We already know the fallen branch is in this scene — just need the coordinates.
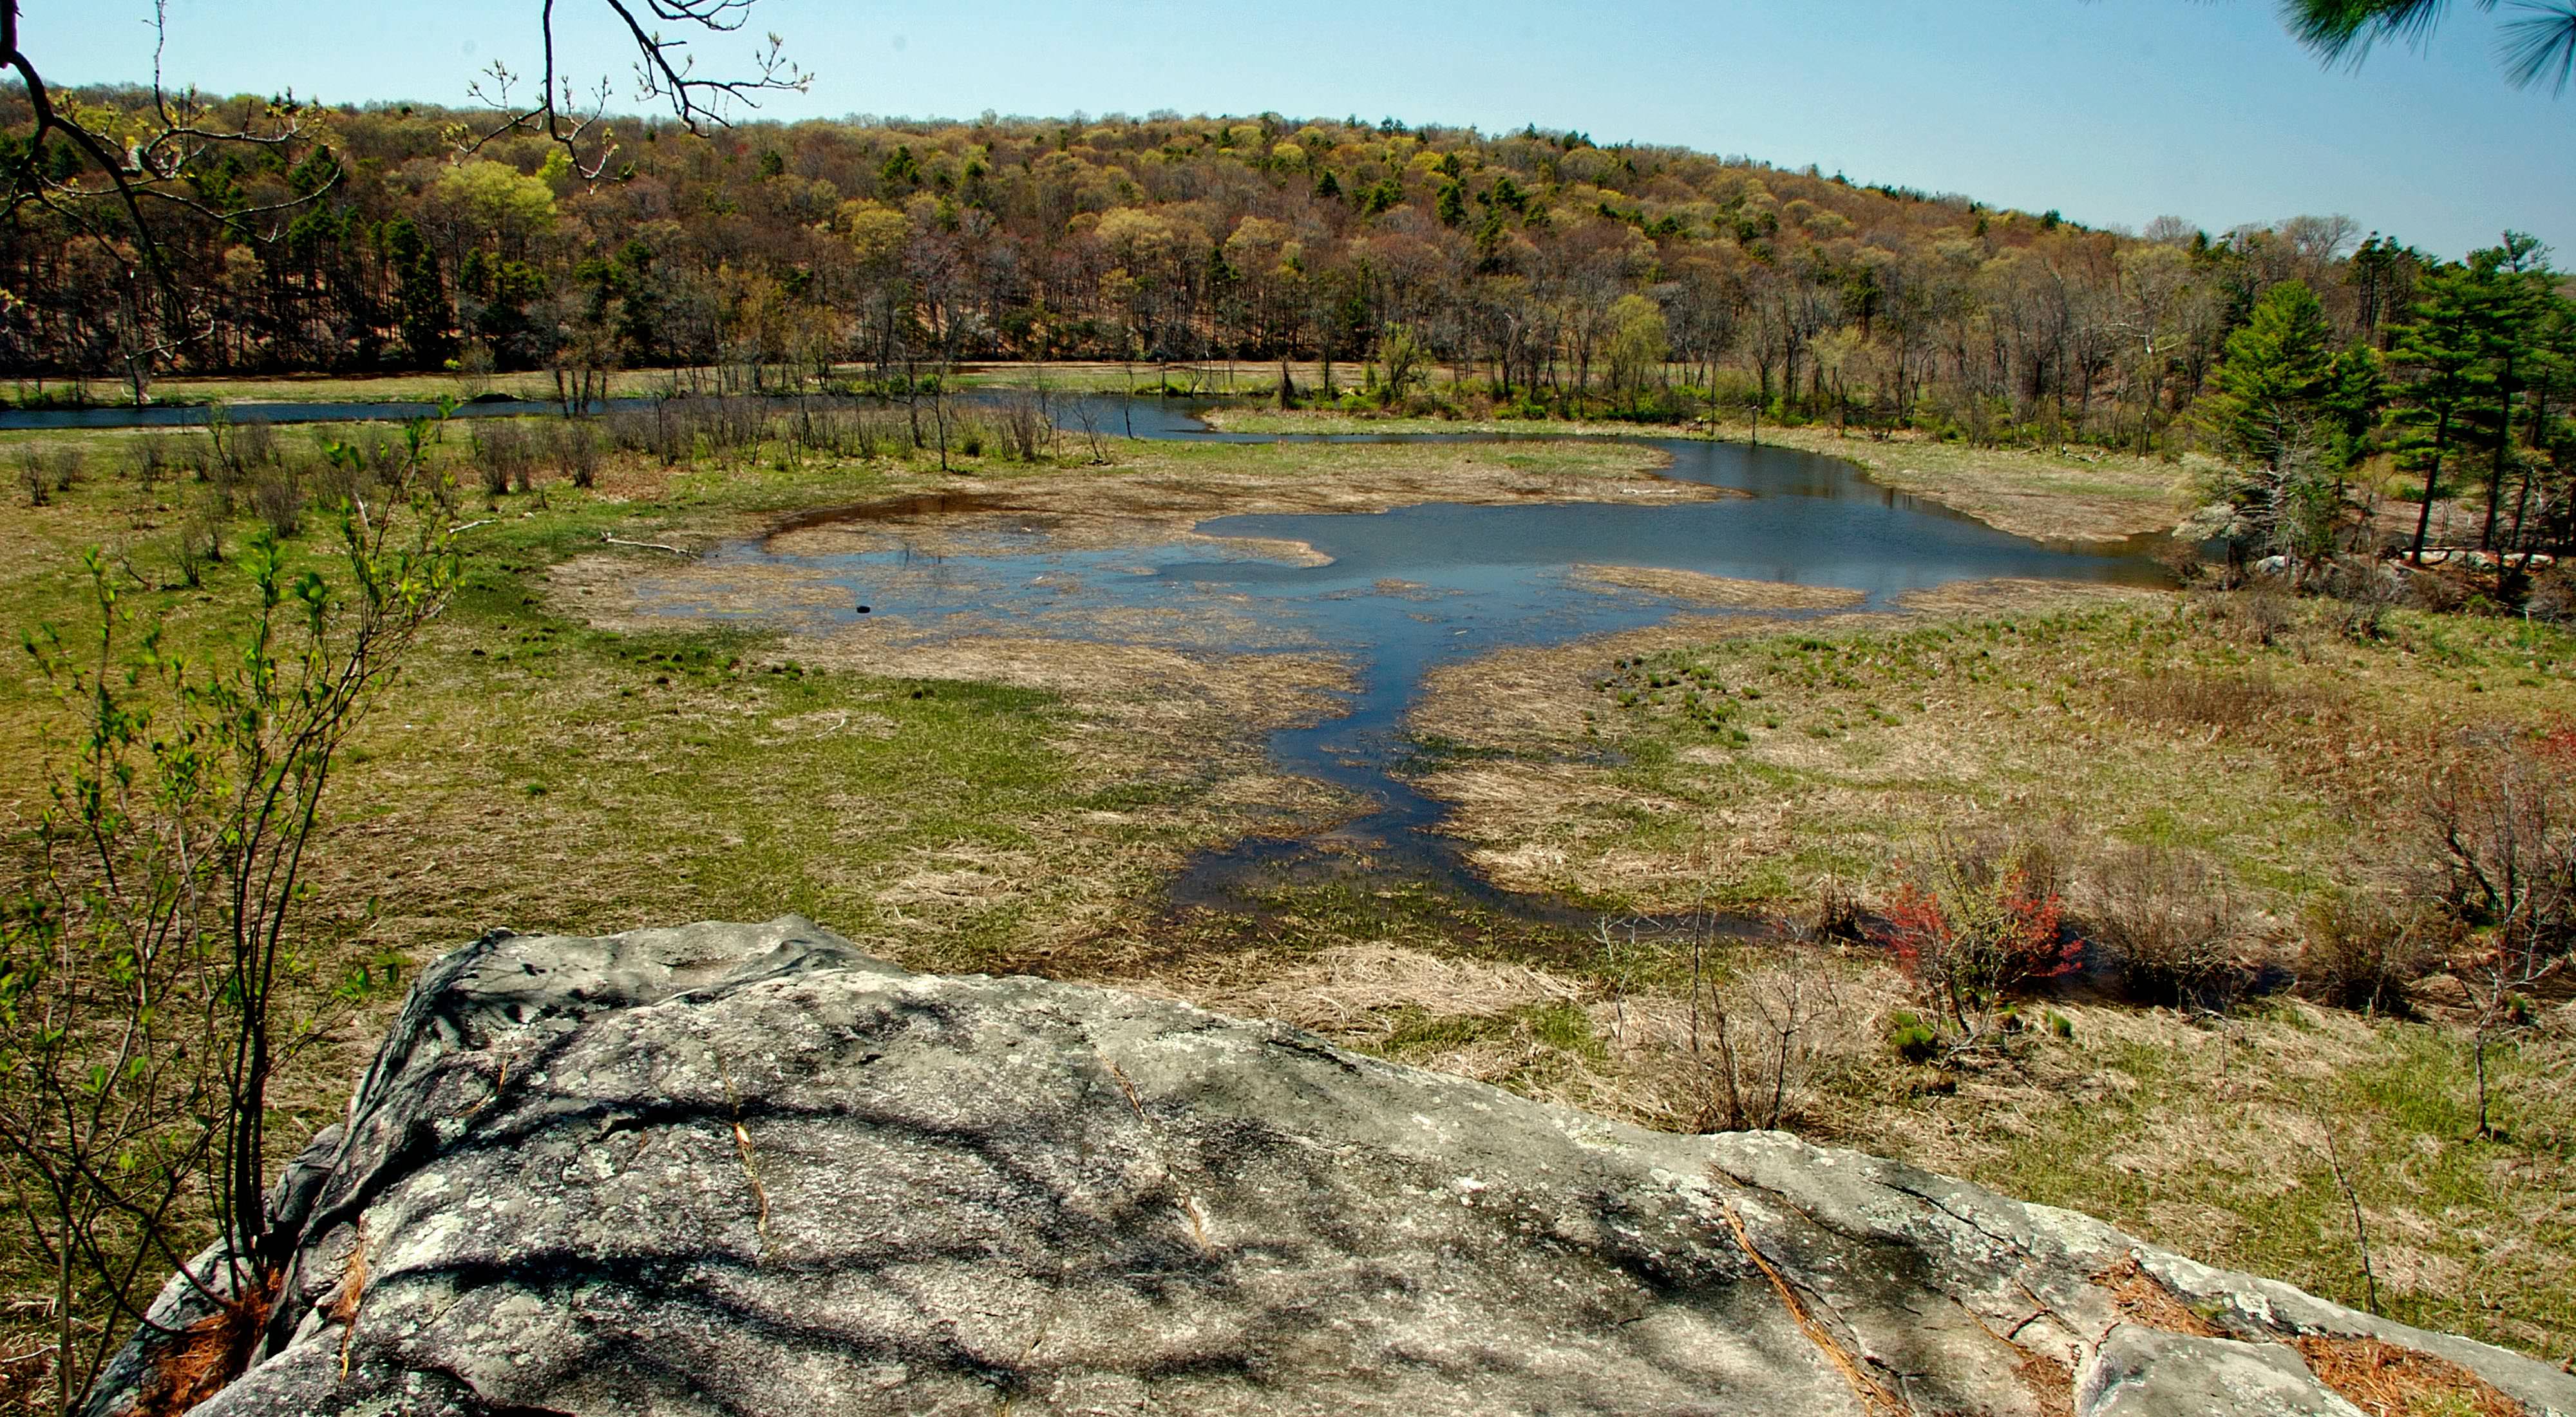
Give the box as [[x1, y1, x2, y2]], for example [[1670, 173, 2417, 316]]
[[602, 533, 696, 558], [716, 1056, 771, 1264], [1719, 1201, 1908, 1416], [446, 518, 496, 535], [2322, 1128, 2380, 1317]]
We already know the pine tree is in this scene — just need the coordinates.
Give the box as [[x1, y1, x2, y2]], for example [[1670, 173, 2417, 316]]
[[2201, 280, 2336, 471], [2472, 234, 2553, 549], [382, 217, 452, 366], [2195, 282, 2361, 567], [2383, 262, 2499, 562]]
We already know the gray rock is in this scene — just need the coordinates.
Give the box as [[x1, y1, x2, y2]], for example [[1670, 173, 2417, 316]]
[[102, 918, 2576, 1416], [2079, 1327, 2367, 1416]]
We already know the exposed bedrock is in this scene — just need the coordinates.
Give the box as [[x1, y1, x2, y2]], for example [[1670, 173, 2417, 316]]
[[95, 918, 2576, 1416]]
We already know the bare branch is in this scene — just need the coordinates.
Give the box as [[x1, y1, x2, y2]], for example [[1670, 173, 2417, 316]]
[[453, 0, 809, 180]]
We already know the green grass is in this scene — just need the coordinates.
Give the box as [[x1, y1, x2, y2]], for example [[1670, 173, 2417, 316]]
[[1484, 598, 2575, 917], [6, 414, 2571, 1374], [1961, 1016, 2574, 1355]]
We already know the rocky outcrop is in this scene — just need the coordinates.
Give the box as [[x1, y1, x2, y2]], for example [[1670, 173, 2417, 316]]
[[99, 918, 2576, 1416]]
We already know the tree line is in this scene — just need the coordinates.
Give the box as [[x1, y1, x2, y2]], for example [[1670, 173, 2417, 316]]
[[2196, 232, 2571, 566], [1, 97, 2567, 524]]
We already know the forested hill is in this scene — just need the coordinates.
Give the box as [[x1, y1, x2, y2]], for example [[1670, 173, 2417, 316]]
[[0, 93, 2459, 446]]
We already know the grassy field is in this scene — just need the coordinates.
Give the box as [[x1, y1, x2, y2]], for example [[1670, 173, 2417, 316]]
[[1410, 584, 2573, 909], [2, 420, 1683, 974], [0, 410, 2568, 1384], [1390, 580, 2576, 1360]]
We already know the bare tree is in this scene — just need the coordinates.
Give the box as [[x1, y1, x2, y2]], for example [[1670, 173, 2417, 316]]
[[460, 1, 809, 177], [0, 1, 330, 395], [2423, 733, 2575, 1136], [0, 0, 809, 390]]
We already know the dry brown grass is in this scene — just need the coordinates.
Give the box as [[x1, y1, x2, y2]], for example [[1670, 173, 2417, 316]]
[[2089, 1255, 2523, 1414], [1888, 578, 2168, 616], [1407, 579, 2571, 914], [129, 1272, 278, 1417], [1566, 564, 1868, 611], [2116, 667, 2293, 732], [2094, 1255, 2226, 1337]]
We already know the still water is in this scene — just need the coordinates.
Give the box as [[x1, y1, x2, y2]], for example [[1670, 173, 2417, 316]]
[[13, 390, 2163, 904], [687, 397, 2168, 908]]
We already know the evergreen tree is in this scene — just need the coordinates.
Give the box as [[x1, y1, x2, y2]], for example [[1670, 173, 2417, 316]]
[[2201, 280, 2336, 471], [2505, 299, 2576, 556], [2195, 282, 2363, 569], [1435, 182, 1467, 227], [2472, 234, 2553, 549], [2384, 262, 2499, 562], [382, 217, 452, 366], [2323, 343, 2386, 467]]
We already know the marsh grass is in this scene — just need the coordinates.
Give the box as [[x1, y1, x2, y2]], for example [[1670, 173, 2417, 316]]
[[3, 419, 2570, 1385], [1417, 592, 2573, 914]]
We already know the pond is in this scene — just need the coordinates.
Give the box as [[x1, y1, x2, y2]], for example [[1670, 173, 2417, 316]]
[[19, 390, 2166, 908], [679, 397, 2171, 911]]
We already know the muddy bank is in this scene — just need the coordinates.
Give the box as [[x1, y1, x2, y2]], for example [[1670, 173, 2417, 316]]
[[1566, 564, 1868, 610], [753, 438, 1721, 564]]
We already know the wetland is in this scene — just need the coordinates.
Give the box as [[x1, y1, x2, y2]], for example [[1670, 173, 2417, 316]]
[[3, 395, 2571, 1367]]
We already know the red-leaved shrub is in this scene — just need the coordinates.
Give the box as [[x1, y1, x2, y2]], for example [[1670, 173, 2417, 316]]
[[1875, 837, 2075, 1045]]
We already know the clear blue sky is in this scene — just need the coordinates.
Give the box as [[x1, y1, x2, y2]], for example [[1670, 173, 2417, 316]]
[[28, 0, 2571, 260]]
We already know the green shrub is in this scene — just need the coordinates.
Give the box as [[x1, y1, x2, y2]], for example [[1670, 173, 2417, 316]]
[[1887, 1009, 1941, 1062]]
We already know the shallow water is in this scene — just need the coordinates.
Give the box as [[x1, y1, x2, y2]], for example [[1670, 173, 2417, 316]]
[[679, 397, 2170, 908], [17, 389, 2166, 906]]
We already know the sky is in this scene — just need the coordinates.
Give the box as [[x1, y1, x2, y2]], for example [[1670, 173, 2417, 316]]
[[26, 0, 2572, 261]]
